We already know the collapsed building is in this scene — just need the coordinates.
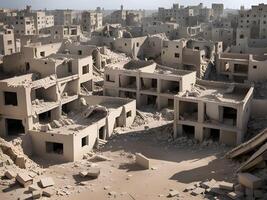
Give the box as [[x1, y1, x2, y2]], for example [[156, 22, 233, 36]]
[[103, 59, 196, 109], [0, 41, 136, 162], [161, 38, 222, 78], [174, 80, 253, 145]]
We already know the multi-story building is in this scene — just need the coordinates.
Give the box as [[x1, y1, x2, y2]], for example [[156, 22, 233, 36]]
[[81, 11, 102, 33], [142, 21, 179, 39], [53, 10, 75, 26], [158, 3, 211, 26], [174, 79, 253, 145], [29, 11, 54, 33], [216, 52, 267, 83], [212, 4, 224, 19], [40, 25, 82, 40], [0, 41, 136, 162], [0, 25, 15, 55], [104, 59, 196, 109], [238, 4, 267, 40], [10, 14, 36, 35], [161, 38, 223, 78], [107, 5, 144, 26]]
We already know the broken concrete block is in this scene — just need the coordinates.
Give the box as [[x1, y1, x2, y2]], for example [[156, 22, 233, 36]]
[[79, 171, 88, 178], [183, 184, 196, 192], [43, 187, 55, 197], [238, 173, 262, 189], [191, 187, 205, 196], [4, 170, 16, 179], [40, 177, 55, 188], [16, 173, 33, 187], [32, 190, 42, 199], [168, 189, 179, 197], [28, 184, 40, 192], [53, 120, 61, 128], [219, 181, 234, 191], [135, 153, 150, 169], [15, 156, 26, 169], [200, 179, 217, 189], [227, 191, 243, 199], [87, 167, 100, 178]]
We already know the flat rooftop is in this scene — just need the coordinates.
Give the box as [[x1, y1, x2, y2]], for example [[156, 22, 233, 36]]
[[177, 80, 252, 104], [106, 60, 194, 76]]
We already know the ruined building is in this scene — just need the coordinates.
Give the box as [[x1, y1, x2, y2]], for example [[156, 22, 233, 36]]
[[0, 41, 136, 162], [81, 11, 103, 33], [103, 59, 196, 109], [174, 80, 254, 145]]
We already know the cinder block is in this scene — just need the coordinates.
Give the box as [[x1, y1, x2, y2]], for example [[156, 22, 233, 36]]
[[135, 153, 150, 169], [238, 173, 262, 189]]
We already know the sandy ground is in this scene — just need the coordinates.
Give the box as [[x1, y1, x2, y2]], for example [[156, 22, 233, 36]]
[[0, 118, 239, 200]]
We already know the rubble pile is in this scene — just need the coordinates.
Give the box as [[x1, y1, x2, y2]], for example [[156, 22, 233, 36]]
[[0, 137, 39, 170], [132, 108, 174, 128], [183, 179, 238, 199], [103, 48, 130, 65], [226, 129, 267, 199]]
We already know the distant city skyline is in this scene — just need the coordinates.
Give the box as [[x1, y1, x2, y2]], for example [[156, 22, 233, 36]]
[[0, 0, 265, 10]]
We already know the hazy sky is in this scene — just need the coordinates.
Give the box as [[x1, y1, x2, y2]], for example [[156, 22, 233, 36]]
[[0, 0, 265, 10]]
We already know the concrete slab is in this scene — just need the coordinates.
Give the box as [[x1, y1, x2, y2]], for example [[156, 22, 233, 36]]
[[218, 181, 234, 191], [16, 173, 33, 187], [135, 153, 150, 169], [87, 167, 100, 178], [43, 187, 55, 197], [40, 177, 55, 188], [238, 173, 262, 189], [4, 170, 16, 179]]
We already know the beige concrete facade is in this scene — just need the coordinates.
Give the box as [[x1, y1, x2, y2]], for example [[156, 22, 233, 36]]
[[81, 11, 103, 33], [161, 38, 223, 78], [40, 25, 82, 41], [216, 52, 267, 83], [52, 10, 75, 26], [0, 41, 136, 162], [174, 80, 253, 146], [106, 6, 144, 26], [104, 60, 196, 109], [0, 25, 15, 55]]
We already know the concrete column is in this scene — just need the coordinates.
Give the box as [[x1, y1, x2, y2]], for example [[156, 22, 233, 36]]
[[236, 130, 242, 145], [198, 101, 204, 123], [194, 124, 204, 142]]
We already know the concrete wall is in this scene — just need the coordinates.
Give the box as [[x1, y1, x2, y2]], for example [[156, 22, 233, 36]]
[[251, 98, 267, 118]]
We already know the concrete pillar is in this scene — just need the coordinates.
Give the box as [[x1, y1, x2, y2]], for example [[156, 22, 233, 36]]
[[198, 101, 204, 123], [194, 124, 204, 142]]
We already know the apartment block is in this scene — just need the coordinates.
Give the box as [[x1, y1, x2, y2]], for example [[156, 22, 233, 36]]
[[81, 11, 103, 33], [104, 60, 196, 109], [52, 10, 75, 26], [216, 52, 267, 83], [212, 4, 224, 19], [0, 25, 15, 55], [174, 80, 253, 145], [142, 21, 179, 39], [106, 5, 144, 26], [40, 25, 82, 40]]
